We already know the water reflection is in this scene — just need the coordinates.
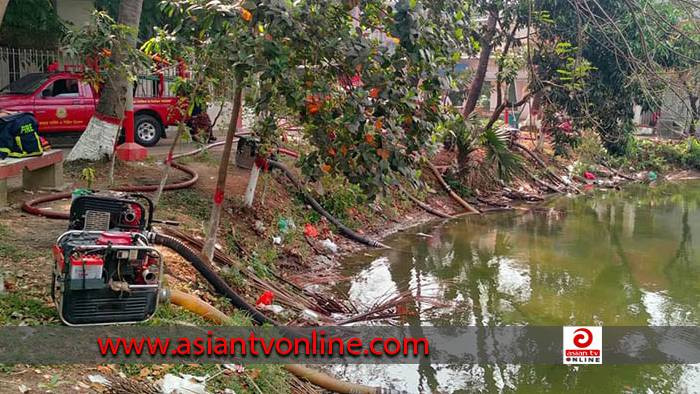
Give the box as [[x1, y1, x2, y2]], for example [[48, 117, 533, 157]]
[[334, 181, 700, 392]]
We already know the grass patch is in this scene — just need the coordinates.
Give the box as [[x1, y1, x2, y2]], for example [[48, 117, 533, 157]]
[[291, 176, 369, 228], [0, 293, 56, 325], [247, 249, 276, 279], [161, 189, 210, 221], [148, 298, 252, 327], [147, 303, 212, 326], [0, 224, 43, 261], [221, 266, 247, 290], [135, 300, 289, 393], [176, 148, 221, 167]]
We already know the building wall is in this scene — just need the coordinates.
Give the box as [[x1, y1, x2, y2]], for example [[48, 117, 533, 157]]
[[55, 0, 94, 27], [0, 0, 9, 26], [463, 57, 530, 121]]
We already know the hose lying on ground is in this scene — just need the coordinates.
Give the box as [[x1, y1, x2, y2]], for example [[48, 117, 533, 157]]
[[283, 364, 378, 394], [164, 287, 232, 324], [397, 185, 454, 219], [267, 159, 390, 249], [20, 145, 383, 392], [153, 232, 278, 326], [22, 162, 199, 220], [172, 141, 226, 161], [162, 287, 380, 394]]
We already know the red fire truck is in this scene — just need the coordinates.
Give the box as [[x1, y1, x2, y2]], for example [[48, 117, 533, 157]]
[[0, 71, 184, 146]]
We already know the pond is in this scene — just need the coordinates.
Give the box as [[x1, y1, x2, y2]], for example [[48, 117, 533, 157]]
[[332, 180, 700, 393]]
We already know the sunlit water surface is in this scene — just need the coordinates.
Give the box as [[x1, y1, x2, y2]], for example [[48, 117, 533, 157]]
[[332, 181, 700, 393]]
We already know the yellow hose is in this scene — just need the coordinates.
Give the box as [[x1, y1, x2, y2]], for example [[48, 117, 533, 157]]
[[283, 364, 377, 394], [167, 288, 231, 324], [164, 288, 379, 394]]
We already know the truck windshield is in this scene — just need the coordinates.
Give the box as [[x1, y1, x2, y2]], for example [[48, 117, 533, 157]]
[[0, 73, 49, 94]]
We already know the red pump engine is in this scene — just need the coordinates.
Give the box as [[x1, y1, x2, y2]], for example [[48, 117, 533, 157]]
[[52, 192, 162, 325]]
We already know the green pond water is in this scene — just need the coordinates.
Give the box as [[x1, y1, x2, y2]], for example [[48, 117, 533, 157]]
[[333, 180, 700, 393]]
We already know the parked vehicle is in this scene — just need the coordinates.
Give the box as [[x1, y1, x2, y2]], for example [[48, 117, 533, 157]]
[[0, 71, 185, 146]]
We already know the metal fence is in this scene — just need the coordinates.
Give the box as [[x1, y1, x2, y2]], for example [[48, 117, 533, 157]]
[[0, 47, 61, 88], [0, 46, 178, 97], [134, 67, 179, 98]]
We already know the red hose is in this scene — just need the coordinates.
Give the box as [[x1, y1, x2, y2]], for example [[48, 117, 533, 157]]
[[22, 162, 199, 220], [22, 139, 299, 220], [277, 147, 299, 158]]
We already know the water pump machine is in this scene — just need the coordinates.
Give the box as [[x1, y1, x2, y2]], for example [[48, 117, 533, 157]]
[[51, 192, 163, 325]]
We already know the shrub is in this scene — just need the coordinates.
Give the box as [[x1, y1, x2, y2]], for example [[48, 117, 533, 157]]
[[684, 138, 700, 169], [574, 131, 608, 166], [620, 137, 699, 172], [317, 176, 367, 222]]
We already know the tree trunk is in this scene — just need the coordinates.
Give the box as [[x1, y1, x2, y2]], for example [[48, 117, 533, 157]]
[[201, 77, 244, 263], [689, 94, 698, 137], [244, 164, 261, 207], [66, 0, 144, 162], [461, 11, 497, 119], [426, 160, 480, 214]]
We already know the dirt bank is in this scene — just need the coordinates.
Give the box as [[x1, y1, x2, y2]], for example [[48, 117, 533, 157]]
[[0, 135, 667, 392]]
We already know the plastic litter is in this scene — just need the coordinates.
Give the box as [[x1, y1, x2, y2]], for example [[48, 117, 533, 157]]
[[304, 284, 322, 293], [162, 373, 208, 394], [88, 375, 110, 385], [583, 171, 596, 180], [304, 223, 319, 238], [278, 218, 296, 233], [301, 308, 319, 322], [648, 171, 658, 182], [320, 239, 338, 254], [256, 290, 274, 306], [71, 188, 92, 201], [278, 218, 289, 233], [272, 236, 282, 245], [259, 304, 285, 314], [223, 364, 245, 373]]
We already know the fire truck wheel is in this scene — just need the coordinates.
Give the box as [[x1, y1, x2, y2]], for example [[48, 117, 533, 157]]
[[134, 114, 163, 147]]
